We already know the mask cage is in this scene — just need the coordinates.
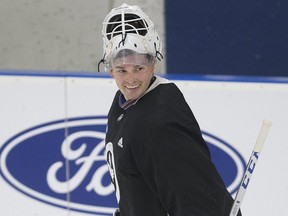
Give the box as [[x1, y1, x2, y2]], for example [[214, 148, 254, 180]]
[[105, 14, 149, 40]]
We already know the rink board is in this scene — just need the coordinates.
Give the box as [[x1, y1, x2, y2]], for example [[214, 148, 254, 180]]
[[0, 71, 287, 215]]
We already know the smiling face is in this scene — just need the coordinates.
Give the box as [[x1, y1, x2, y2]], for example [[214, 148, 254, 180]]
[[110, 49, 155, 100], [110, 63, 155, 101]]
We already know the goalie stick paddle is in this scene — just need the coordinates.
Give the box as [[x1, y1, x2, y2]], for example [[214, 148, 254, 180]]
[[229, 119, 272, 216]]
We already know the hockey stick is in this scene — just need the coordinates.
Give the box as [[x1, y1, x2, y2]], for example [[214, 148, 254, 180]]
[[229, 119, 272, 216]]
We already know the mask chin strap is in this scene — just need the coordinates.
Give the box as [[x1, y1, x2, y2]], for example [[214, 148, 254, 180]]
[[154, 43, 163, 61], [97, 53, 106, 72], [155, 50, 163, 61]]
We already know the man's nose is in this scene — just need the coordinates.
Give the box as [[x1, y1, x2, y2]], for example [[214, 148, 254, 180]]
[[125, 71, 137, 82]]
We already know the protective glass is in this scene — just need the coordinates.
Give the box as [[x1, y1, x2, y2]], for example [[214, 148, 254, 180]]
[[110, 49, 155, 69]]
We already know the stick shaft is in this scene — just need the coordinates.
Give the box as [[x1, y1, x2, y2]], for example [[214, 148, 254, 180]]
[[229, 120, 272, 216]]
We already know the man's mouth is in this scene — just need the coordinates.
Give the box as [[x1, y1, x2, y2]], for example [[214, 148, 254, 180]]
[[125, 84, 140, 89]]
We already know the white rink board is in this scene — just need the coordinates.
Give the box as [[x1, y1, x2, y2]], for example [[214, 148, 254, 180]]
[[0, 73, 287, 216]]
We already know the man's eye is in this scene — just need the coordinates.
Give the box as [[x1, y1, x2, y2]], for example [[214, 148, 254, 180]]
[[136, 67, 144, 71], [117, 70, 126, 73]]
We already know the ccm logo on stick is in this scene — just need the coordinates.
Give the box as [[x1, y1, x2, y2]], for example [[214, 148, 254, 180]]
[[242, 152, 259, 189]]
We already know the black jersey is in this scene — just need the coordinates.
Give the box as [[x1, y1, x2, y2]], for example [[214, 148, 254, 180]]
[[105, 76, 240, 216]]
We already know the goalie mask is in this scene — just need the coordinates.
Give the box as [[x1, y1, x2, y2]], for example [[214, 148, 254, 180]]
[[99, 3, 163, 71]]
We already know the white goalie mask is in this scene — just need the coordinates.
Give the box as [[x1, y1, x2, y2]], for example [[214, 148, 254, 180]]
[[99, 3, 163, 71]]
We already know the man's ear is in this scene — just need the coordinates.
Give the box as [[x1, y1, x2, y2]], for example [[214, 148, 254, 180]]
[[109, 69, 114, 78]]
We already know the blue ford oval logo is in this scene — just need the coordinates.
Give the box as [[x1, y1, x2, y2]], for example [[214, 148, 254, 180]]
[[0, 116, 117, 215], [202, 131, 246, 195], [0, 116, 245, 214]]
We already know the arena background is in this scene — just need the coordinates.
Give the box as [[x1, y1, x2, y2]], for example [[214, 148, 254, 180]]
[[1, 0, 288, 215]]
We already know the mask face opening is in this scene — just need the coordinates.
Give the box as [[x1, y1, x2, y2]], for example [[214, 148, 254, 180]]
[[110, 49, 155, 69]]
